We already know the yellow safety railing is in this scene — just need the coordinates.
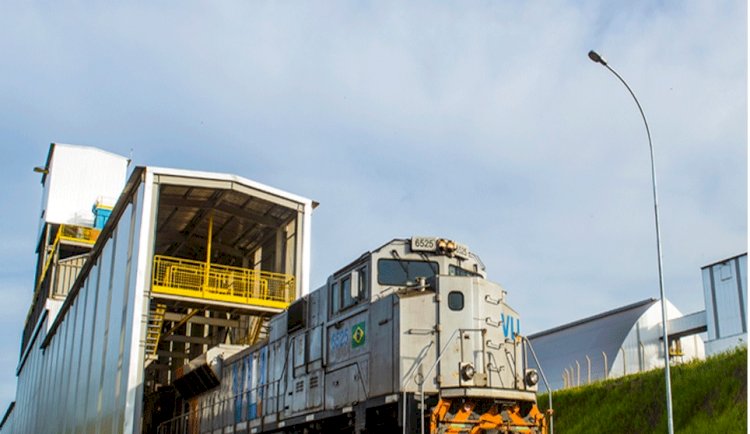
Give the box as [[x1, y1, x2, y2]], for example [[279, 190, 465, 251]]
[[34, 224, 98, 295], [59, 224, 101, 245], [152, 255, 295, 309]]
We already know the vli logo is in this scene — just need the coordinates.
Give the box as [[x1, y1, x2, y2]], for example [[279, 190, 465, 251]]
[[501, 313, 520, 339]]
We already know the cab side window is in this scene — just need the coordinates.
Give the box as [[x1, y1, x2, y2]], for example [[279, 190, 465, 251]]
[[330, 266, 368, 316], [341, 276, 353, 309], [331, 281, 340, 315]]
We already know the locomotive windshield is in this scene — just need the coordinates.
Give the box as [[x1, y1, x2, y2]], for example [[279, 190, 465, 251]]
[[377, 259, 438, 285], [448, 264, 481, 277]]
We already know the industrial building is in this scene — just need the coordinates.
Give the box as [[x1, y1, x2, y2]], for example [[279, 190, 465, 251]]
[[701, 253, 747, 354], [1, 143, 315, 433], [1, 144, 553, 434], [529, 253, 747, 390], [0, 142, 745, 432]]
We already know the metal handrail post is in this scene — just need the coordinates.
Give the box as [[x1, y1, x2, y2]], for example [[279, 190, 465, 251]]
[[401, 341, 436, 434], [523, 336, 554, 434], [204, 212, 213, 290], [417, 328, 465, 434]]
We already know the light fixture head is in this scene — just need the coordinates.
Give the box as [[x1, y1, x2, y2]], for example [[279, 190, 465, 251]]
[[33, 166, 48, 174], [588, 50, 607, 66]]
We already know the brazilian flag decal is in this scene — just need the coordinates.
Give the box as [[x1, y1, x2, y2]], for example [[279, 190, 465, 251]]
[[351, 322, 366, 348]]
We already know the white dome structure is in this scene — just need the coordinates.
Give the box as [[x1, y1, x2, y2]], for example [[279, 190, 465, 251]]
[[528, 298, 705, 390]]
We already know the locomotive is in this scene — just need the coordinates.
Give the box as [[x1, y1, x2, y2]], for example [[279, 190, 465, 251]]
[[159, 237, 549, 434]]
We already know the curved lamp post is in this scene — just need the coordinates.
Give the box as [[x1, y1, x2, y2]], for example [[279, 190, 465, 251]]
[[588, 50, 674, 434]]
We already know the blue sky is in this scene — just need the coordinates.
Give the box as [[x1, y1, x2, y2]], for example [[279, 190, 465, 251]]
[[0, 1, 746, 410]]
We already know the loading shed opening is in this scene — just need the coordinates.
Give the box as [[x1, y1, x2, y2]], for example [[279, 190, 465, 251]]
[[142, 170, 314, 420]]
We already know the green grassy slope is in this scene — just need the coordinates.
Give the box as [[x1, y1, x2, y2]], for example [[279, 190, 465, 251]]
[[538, 346, 747, 434]]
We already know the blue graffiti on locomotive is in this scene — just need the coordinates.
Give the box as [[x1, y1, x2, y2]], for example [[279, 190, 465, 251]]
[[330, 329, 349, 350]]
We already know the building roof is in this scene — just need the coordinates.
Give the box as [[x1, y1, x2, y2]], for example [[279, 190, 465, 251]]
[[700, 252, 747, 270], [529, 298, 657, 339], [528, 298, 660, 388]]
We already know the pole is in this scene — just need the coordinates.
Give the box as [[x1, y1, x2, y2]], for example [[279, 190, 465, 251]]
[[204, 212, 213, 289], [588, 50, 674, 434]]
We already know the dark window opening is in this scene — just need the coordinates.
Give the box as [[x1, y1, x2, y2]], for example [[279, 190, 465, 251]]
[[287, 298, 307, 332], [449, 265, 481, 277], [331, 281, 339, 315], [331, 266, 368, 315], [341, 276, 353, 309], [378, 259, 438, 286], [448, 291, 464, 311]]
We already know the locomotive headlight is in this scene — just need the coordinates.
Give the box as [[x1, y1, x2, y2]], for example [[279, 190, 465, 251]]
[[437, 239, 448, 250], [436, 238, 458, 256], [461, 363, 476, 381], [525, 369, 539, 387]]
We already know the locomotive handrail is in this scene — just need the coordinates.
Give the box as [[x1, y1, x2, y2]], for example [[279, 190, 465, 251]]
[[407, 328, 485, 434], [505, 343, 518, 383], [401, 340, 436, 434], [522, 335, 554, 434], [484, 352, 506, 388], [399, 328, 460, 434], [420, 328, 486, 434], [400, 341, 435, 388]]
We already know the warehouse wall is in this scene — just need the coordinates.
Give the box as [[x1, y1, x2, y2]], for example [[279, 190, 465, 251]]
[[702, 254, 748, 355], [12, 172, 153, 434]]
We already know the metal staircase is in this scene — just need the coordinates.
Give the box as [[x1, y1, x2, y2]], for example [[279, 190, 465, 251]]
[[247, 315, 270, 345], [145, 303, 167, 365]]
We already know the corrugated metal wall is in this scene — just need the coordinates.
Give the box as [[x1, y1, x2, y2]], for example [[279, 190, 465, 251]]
[[11, 176, 152, 434], [702, 254, 747, 356], [702, 254, 747, 341]]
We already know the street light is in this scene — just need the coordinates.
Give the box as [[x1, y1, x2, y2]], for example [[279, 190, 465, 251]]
[[588, 50, 674, 434]]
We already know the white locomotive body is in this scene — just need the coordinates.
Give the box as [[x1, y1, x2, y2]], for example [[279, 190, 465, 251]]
[[162, 237, 547, 434]]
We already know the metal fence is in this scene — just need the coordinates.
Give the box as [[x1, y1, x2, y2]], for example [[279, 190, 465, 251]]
[[51, 254, 87, 299], [561, 351, 610, 389], [152, 255, 295, 308], [561, 344, 653, 389]]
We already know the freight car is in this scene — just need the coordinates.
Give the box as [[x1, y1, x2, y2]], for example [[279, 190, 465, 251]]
[[158, 237, 549, 434]]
